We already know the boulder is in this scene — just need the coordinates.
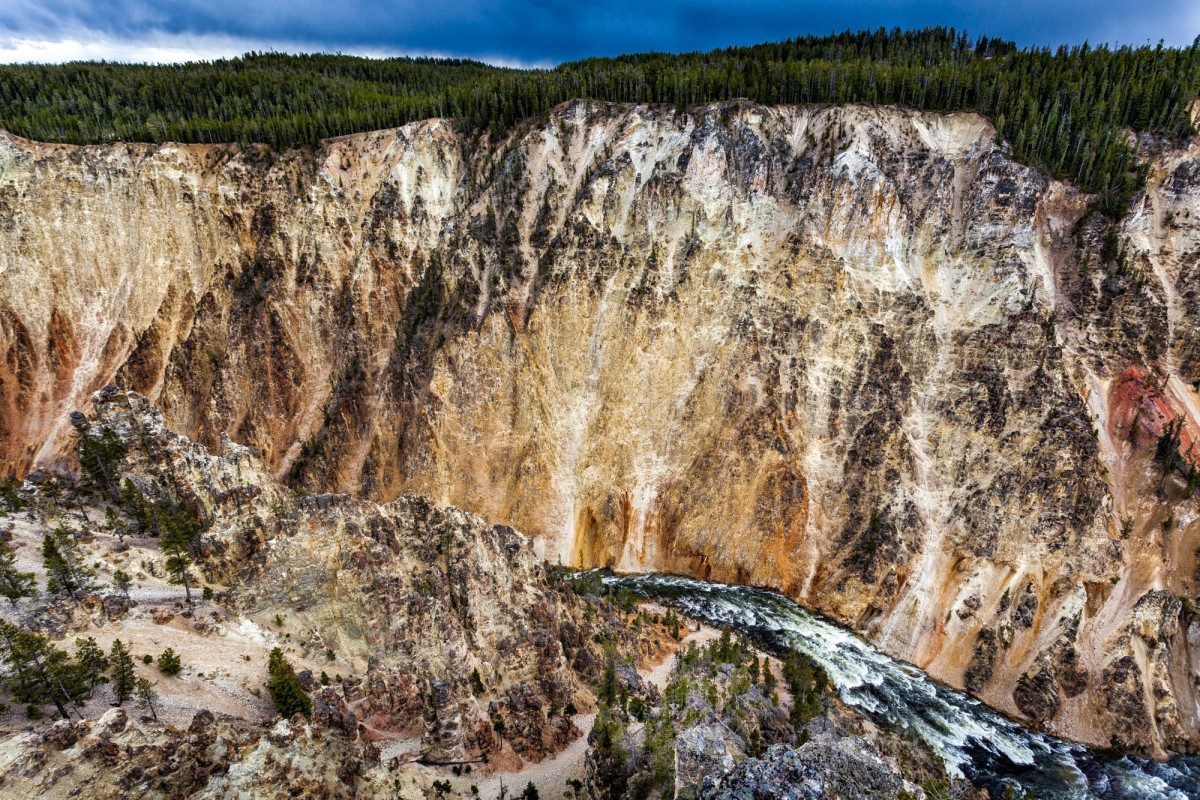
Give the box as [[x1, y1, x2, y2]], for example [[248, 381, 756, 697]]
[[699, 738, 905, 800], [43, 719, 81, 750], [793, 738, 903, 800], [102, 594, 130, 620], [189, 710, 214, 732], [675, 723, 748, 799], [95, 707, 128, 738], [313, 687, 359, 739], [698, 744, 826, 800]]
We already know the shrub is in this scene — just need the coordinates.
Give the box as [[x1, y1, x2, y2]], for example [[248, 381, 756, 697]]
[[627, 695, 649, 721], [157, 647, 182, 676]]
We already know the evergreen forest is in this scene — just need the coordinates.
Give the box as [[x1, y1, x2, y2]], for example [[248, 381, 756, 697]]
[[2, 28, 1199, 214]]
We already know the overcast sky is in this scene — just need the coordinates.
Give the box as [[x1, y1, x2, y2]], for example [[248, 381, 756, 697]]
[[1, 0, 1197, 66]]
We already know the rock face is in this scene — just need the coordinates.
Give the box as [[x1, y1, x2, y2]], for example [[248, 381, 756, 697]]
[[3, 101, 1200, 753]]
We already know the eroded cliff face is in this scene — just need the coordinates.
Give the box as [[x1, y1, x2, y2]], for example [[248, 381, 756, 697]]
[[2, 102, 1199, 754]]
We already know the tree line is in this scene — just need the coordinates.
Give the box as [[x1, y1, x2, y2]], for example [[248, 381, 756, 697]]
[[1, 28, 1199, 214]]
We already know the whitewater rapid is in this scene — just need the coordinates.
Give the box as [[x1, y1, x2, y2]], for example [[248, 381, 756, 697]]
[[597, 572, 1200, 800]]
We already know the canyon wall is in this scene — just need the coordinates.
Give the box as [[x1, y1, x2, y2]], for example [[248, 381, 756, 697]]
[[1, 102, 1199, 754]]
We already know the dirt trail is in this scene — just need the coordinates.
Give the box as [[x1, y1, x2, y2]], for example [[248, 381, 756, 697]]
[[644, 624, 722, 691]]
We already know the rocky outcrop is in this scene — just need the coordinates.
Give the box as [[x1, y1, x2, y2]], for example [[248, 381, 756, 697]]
[[234, 491, 590, 761], [1013, 663, 1062, 724], [587, 627, 968, 800], [312, 687, 359, 740], [72, 386, 286, 579], [696, 737, 979, 800], [675, 723, 748, 798], [696, 745, 828, 800], [4, 101, 1200, 753], [0, 710, 383, 800]]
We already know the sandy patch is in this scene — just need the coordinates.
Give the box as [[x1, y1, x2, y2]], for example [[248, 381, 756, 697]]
[[0, 510, 357, 732]]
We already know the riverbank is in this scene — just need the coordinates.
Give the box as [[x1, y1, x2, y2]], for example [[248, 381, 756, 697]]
[[602, 572, 1200, 800]]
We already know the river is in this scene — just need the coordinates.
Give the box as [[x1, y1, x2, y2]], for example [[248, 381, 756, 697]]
[[597, 571, 1200, 800]]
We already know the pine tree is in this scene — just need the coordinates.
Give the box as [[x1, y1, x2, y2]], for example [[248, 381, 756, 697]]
[[59, 472, 91, 527], [111, 569, 133, 601], [0, 477, 23, 512], [104, 506, 127, 541], [40, 474, 63, 515], [0, 620, 87, 719], [41, 534, 70, 588], [764, 663, 778, 697], [159, 502, 201, 604], [0, 537, 36, 605], [74, 637, 109, 694], [664, 609, 681, 640], [163, 548, 196, 604], [267, 647, 311, 718], [109, 638, 136, 705], [135, 676, 159, 721], [598, 648, 618, 707], [78, 428, 125, 500], [157, 647, 182, 676], [41, 526, 94, 596], [120, 480, 150, 534]]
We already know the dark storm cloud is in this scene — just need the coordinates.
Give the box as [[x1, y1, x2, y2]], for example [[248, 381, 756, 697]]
[[0, 0, 1197, 64]]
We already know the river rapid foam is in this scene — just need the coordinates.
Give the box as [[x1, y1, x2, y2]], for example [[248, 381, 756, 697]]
[[597, 572, 1200, 800]]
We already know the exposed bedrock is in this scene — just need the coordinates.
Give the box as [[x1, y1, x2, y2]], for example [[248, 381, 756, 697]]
[[2, 101, 1199, 753]]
